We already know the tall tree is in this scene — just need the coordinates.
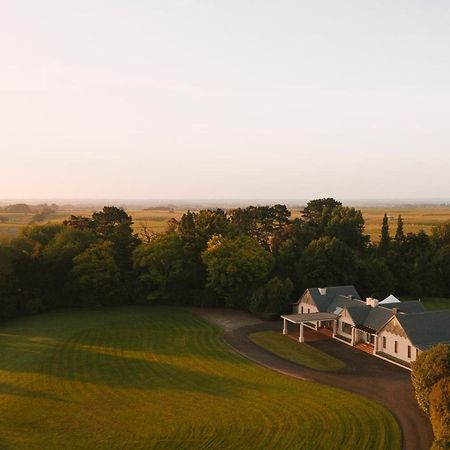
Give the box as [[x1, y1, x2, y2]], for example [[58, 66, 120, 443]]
[[91, 206, 139, 272], [395, 215, 405, 243], [379, 213, 390, 253]]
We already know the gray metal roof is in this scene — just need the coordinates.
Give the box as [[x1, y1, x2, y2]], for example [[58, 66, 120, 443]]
[[382, 301, 425, 314], [326, 295, 365, 314], [346, 305, 371, 325], [281, 312, 338, 324], [305, 286, 361, 312], [363, 306, 394, 331], [396, 311, 450, 350]]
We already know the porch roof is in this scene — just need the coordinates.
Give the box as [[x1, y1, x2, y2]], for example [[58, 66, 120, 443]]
[[281, 312, 338, 324]]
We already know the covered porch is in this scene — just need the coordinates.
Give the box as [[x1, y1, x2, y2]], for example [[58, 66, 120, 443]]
[[281, 313, 338, 343]]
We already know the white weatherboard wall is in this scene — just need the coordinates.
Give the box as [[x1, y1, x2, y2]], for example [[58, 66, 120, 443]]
[[377, 330, 418, 363], [337, 309, 354, 339], [377, 316, 419, 364]]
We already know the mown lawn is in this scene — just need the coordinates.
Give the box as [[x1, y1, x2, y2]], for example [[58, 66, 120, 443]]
[[0, 307, 401, 449], [249, 331, 345, 372]]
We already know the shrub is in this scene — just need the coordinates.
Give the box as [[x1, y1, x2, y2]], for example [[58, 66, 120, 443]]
[[411, 344, 450, 414], [429, 377, 450, 448]]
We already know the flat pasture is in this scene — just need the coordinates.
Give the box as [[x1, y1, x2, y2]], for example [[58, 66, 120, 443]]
[[0, 307, 400, 449], [359, 207, 450, 241]]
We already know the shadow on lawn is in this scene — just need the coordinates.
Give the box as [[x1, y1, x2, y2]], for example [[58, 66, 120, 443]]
[[0, 382, 66, 403], [0, 339, 263, 399]]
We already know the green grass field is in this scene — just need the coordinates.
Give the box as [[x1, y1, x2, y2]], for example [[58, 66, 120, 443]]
[[0, 307, 400, 449], [249, 331, 345, 372]]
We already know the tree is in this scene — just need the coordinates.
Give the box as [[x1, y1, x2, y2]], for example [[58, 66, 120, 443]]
[[325, 206, 369, 251], [302, 198, 342, 228], [430, 244, 450, 297], [201, 235, 273, 308], [379, 213, 390, 254], [395, 215, 405, 243], [42, 228, 97, 307], [358, 257, 396, 299], [133, 233, 188, 302], [432, 221, 450, 246], [250, 277, 293, 319], [429, 377, 450, 448], [411, 343, 450, 414], [91, 206, 139, 271], [228, 205, 290, 248], [297, 237, 357, 291], [72, 241, 121, 306]]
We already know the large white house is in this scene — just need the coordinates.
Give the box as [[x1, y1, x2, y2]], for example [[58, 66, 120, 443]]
[[281, 286, 450, 369]]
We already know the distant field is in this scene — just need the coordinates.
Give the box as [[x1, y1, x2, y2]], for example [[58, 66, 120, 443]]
[[1, 206, 450, 242], [0, 209, 186, 238], [0, 307, 400, 449], [359, 207, 450, 242]]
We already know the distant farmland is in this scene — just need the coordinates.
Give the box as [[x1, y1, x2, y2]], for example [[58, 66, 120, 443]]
[[1, 206, 450, 242]]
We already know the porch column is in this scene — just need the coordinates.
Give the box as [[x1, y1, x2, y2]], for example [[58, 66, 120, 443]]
[[299, 323, 304, 343], [332, 320, 337, 337], [283, 318, 288, 335], [374, 335, 378, 354], [351, 327, 356, 346], [316, 321, 320, 330]]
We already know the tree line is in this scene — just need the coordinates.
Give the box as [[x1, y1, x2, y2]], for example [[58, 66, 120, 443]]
[[1, 199, 450, 321]]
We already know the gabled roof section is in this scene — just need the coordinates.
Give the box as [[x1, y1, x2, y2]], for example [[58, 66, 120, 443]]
[[382, 301, 425, 314], [346, 305, 371, 325], [363, 306, 394, 332], [305, 286, 361, 312], [395, 310, 450, 350]]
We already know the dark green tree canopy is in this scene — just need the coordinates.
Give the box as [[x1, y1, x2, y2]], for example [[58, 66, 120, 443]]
[[302, 198, 342, 228], [325, 206, 369, 251], [201, 235, 273, 307], [297, 236, 357, 290], [228, 204, 291, 248]]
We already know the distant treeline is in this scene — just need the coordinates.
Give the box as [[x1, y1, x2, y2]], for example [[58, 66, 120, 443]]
[[0, 198, 449, 322], [0, 203, 59, 214]]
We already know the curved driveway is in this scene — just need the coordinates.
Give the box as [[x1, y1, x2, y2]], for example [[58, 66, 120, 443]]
[[191, 308, 433, 450]]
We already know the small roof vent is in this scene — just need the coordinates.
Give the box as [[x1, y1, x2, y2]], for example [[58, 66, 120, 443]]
[[318, 287, 327, 295]]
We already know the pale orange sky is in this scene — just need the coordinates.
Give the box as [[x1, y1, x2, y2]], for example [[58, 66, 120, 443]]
[[1, 1, 450, 199]]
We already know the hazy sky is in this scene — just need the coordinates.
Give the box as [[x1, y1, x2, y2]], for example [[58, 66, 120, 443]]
[[1, 1, 450, 200]]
